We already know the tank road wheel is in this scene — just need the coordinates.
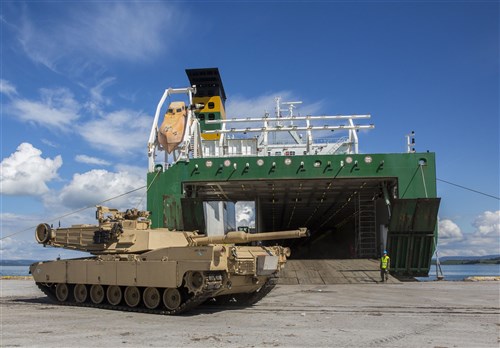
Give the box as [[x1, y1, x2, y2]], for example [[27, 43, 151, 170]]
[[55, 283, 69, 302], [106, 285, 122, 306], [90, 284, 105, 304], [124, 286, 141, 307], [163, 288, 182, 311], [184, 271, 205, 295], [73, 284, 88, 303], [143, 287, 161, 309]]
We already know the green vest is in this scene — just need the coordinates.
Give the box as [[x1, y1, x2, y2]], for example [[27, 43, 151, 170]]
[[380, 255, 390, 269]]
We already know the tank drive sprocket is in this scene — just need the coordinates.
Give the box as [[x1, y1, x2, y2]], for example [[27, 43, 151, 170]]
[[207, 273, 278, 307]]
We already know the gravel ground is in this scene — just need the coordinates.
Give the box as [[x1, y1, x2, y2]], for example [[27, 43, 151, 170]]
[[1, 279, 499, 347]]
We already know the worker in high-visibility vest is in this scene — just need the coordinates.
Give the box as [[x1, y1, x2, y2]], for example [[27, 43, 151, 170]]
[[380, 250, 390, 282]]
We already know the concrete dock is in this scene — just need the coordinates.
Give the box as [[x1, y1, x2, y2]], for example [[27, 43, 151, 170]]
[[1, 279, 499, 347]]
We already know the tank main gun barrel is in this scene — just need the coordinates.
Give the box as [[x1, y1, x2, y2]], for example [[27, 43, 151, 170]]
[[189, 228, 308, 246]]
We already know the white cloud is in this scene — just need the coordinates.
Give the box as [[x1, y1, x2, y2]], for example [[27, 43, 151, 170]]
[[225, 92, 326, 143], [41, 138, 59, 148], [438, 212, 500, 257], [16, 2, 182, 71], [0, 143, 62, 195], [83, 77, 116, 115], [438, 218, 463, 242], [57, 169, 146, 210], [0, 236, 36, 260], [0, 212, 31, 221], [6, 88, 80, 131], [0, 212, 44, 227], [0, 212, 41, 260], [114, 164, 147, 179], [0, 164, 147, 260], [3, 77, 147, 157], [472, 210, 500, 238], [0, 235, 89, 261], [226, 91, 324, 119], [75, 154, 111, 166], [76, 3, 176, 61], [79, 109, 151, 155], [438, 247, 494, 258], [3, 78, 148, 158], [0, 79, 17, 97], [236, 201, 255, 228]]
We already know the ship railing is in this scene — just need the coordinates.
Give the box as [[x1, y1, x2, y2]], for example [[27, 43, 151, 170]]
[[203, 114, 373, 156]]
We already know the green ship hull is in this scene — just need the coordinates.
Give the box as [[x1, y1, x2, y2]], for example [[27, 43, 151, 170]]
[[147, 152, 439, 277]]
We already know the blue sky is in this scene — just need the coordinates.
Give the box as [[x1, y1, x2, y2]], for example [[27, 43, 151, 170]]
[[1, 1, 498, 260]]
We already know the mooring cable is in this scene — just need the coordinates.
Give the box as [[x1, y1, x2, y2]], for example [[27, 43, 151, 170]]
[[135, 169, 161, 210], [437, 178, 499, 200], [419, 164, 428, 199]]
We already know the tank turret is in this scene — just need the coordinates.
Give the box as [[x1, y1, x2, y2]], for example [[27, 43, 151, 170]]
[[34, 206, 306, 254], [30, 206, 308, 315], [34, 206, 190, 254]]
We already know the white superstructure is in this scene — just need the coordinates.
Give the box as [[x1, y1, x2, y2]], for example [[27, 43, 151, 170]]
[[148, 89, 374, 172]]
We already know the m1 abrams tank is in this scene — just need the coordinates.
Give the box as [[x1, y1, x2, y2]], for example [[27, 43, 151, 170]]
[[30, 206, 308, 315]]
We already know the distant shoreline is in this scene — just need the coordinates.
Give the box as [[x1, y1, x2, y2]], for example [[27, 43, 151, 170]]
[[0, 261, 36, 266], [432, 255, 500, 265]]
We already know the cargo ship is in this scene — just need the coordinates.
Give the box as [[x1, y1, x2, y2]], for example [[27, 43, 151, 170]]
[[146, 68, 440, 277]]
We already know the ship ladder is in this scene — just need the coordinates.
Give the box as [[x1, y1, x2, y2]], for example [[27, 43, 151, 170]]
[[355, 192, 377, 258]]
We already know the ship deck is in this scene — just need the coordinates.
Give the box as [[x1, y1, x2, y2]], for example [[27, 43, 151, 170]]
[[280, 259, 400, 284]]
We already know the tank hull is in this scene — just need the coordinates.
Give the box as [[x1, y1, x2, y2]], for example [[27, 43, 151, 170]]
[[30, 243, 290, 314]]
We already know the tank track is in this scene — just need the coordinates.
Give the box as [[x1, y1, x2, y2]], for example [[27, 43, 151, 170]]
[[208, 273, 278, 307], [238, 274, 278, 306], [35, 274, 223, 315]]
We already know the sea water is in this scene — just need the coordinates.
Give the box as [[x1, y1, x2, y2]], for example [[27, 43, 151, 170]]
[[418, 263, 500, 281], [0, 265, 30, 276]]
